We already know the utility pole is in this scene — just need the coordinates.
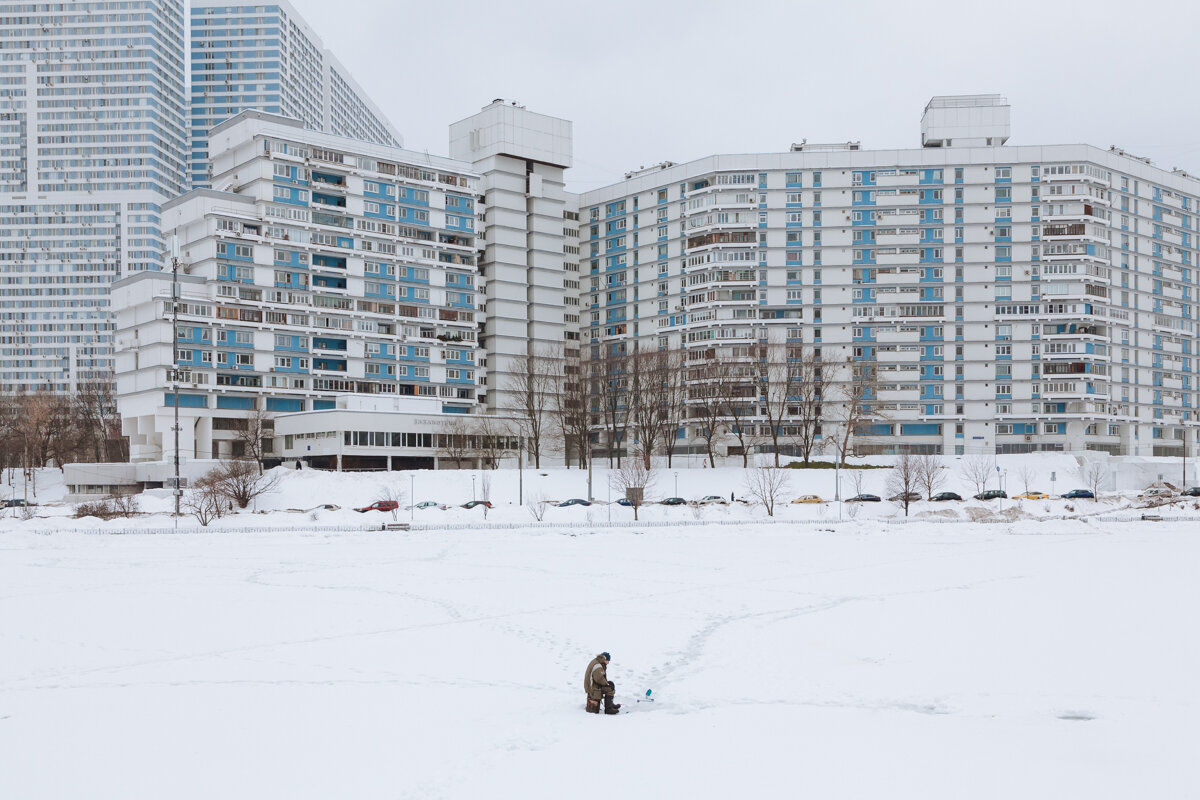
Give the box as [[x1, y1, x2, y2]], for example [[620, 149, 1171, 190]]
[[518, 434, 524, 505], [171, 236, 182, 526], [587, 438, 592, 502]]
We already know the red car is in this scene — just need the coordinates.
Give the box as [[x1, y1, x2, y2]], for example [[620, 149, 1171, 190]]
[[355, 500, 399, 513]]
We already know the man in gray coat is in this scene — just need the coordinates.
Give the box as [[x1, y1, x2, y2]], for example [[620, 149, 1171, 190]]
[[584, 652, 620, 715]]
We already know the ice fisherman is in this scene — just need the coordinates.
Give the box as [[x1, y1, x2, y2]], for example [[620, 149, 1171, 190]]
[[584, 652, 620, 715]]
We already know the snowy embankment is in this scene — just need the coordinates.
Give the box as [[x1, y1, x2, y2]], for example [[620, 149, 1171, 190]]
[[3, 452, 1198, 534], [1, 519, 1197, 798]]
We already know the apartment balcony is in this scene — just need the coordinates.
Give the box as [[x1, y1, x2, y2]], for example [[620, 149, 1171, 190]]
[[874, 268, 922, 285], [878, 387, 916, 402], [877, 209, 920, 225], [875, 231, 920, 247], [1042, 322, 1107, 340], [875, 173, 919, 188], [877, 190, 920, 206], [879, 348, 921, 363], [875, 251, 920, 266], [875, 328, 919, 344], [1162, 376, 1184, 390]]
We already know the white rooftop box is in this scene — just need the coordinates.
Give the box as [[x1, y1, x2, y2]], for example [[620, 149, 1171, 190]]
[[921, 94, 1011, 148]]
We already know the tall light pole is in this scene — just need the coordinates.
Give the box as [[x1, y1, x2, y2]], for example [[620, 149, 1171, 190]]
[[517, 434, 524, 505], [170, 235, 182, 525], [673, 471, 678, 498], [410, 473, 414, 522]]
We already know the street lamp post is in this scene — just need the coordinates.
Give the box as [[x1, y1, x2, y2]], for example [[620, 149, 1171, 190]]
[[472, 474, 476, 502], [410, 473, 414, 522], [170, 236, 182, 529], [673, 471, 678, 498]]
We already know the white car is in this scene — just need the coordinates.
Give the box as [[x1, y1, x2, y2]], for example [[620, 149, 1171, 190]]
[[1141, 487, 1173, 498], [698, 495, 729, 505]]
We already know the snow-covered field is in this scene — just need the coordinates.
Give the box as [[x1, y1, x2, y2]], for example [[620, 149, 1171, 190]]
[[3, 503, 1198, 797]]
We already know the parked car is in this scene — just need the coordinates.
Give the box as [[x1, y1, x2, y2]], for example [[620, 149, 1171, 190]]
[[1061, 489, 1095, 499], [973, 489, 1007, 500], [1014, 491, 1049, 500], [1140, 487, 1173, 499], [932, 492, 962, 502], [461, 500, 494, 509], [557, 498, 591, 507], [1182, 487, 1200, 497], [846, 494, 881, 503], [698, 495, 728, 505], [888, 492, 921, 503], [791, 494, 823, 504], [660, 497, 686, 506], [2, 498, 35, 507], [355, 500, 399, 513], [409, 501, 441, 509], [616, 498, 634, 507]]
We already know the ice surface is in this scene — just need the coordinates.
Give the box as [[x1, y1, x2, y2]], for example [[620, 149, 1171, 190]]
[[2, 498, 1198, 798]]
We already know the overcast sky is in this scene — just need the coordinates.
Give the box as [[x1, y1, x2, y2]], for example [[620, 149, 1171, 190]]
[[292, 0, 1199, 191]]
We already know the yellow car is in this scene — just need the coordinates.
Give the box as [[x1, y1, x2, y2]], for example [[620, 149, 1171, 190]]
[[1014, 491, 1049, 500], [791, 494, 824, 504]]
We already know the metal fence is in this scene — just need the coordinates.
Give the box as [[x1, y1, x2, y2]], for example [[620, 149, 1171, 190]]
[[47, 512, 1200, 536]]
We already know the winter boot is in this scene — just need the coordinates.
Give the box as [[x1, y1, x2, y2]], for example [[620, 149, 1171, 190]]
[[603, 695, 621, 715], [585, 697, 601, 714]]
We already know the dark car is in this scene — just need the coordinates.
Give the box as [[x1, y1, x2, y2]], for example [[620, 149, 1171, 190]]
[[461, 500, 494, 509], [660, 497, 686, 506], [1062, 489, 1095, 499], [616, 498, 633, 506], [1181, 487, 1200, 497], [973, 489, 1007, 500], [888, 492, 921, 502], [2, 498, 35, 507], [932, 492, 962, 502], [557, 498, 591, 507], [847, 494, 881, 502], [355, 500, 399, 513]]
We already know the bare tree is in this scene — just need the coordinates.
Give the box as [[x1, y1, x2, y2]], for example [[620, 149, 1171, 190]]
[[686, 353, 727, 468], [960, 455, 996, 498], [1016, 463, 1036, 495], [72, 377, 127, 462], [848, 469, 866, 498], [914, 454, 947, 500], [609, 453, 656, 521], [234, 404, 274, 474], [830, 360, 884, 461], [658, 349, 687, 468], [885, 453, 920, 517], [185, 480, 224, 526], [743, 467, 791, 517], [627, 346, 673, 469], [470, 415, 511, 469], [1078, 459, 1107, 499], [554, 347, 592, 469], [595, 346, 629, 467], [206, 459, 280, 510], [504, 346, 561, 469], [759, 340, 799, 468], [436, 415, 473, 469], [479, 472, 492, 519], [718, 355, 758, 469], [379, 481, 407, 520], [526, 492, 550, 521], [789, 347, 827, 465]]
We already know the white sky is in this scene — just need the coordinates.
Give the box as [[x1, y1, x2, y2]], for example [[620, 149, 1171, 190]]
[[293, 0, 1200, 191]]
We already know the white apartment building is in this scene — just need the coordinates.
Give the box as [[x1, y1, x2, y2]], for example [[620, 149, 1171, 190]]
[[114, 111, 480, 463], [450, 100, 579, 415], [189, 0, 402, 189], [575, 96, 1200, 458], [0, 0, 187, 392]]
